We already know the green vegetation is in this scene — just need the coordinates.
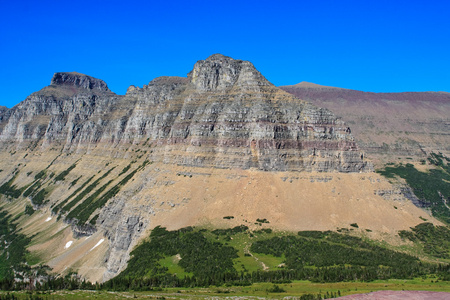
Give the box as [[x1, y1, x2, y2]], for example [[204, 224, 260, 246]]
[[251, 230, 430, 282], [65, 161, 150, 225], [17, 165, 61, 205], [0, 210, 31, 280], [52, 175, 95, 215], [23, 182, 38, 198], [399, 222, 450, 259], [118, 164, 132, 176], [68, 176, 82, 189], [428, 152, 450, 172], [0, 223, 448, 296], [89, 214, 99, 225], [24, 205, 35, 216], [0, 270, 95, 293], [0, 172, 27, 199], [256, 218, 270, 224], [110, 226, 239, 289], [104, 226, 450, 290], [30, 189, 49, 206], [21, 170, 54, 206], [33, 170, 47, 181], [212, 225, 249, 236], [0, 279, 449, 299], [377, 153, 450, 223], [54, 163, 77, 182], [254, 228, 273, 234], [267, 284, 286, 293], [65, 178, 115, 224], [60, 168, 116, 214]]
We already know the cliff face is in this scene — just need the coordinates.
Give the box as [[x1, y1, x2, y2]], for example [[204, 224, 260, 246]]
[[0, 106, 9, 134], [0, 106, 8, 115], [0, 54, 371, 172], [50, 72, 111, 92], [0, 55, 393, 283], [280, 82, 450, 166], [0, 73, 120, 150]]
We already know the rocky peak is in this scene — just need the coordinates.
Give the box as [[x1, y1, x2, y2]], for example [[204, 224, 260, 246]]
[[188, 54, 271, 91], [50, 72, 110, 92], [126, 76, 188, 97], [0, 106, 9, 123]]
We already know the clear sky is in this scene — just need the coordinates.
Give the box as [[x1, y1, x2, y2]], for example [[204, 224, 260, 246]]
[[1, 0, 449, 108]]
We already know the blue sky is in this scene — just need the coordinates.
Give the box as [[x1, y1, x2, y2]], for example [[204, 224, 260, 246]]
[[1, 0, 449, 108]]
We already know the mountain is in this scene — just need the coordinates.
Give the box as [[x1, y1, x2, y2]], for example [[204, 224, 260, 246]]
[[280, 83, 450, 166], [0, 55, 370, 173], [0, 55, 443, 283], [0, 106, 10, 132]]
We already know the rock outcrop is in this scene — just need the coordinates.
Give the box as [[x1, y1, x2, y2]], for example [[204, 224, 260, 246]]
[[50, 72, 111, 92], [188, 54, 271, 91], [0, 54, 381, 282], [280, 82, 450, 165], [0, 106, 10, 134], [0, 54, 371, 172]]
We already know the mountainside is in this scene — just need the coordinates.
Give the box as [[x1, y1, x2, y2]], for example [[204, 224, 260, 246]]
[[0, 106, 10, 133], [0, 55, 445, 283], [0, 56, 371, 173], [280, 82, 450, 166]]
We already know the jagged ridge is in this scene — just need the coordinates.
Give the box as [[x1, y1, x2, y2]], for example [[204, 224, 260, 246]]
[[0, 55, 441, 283], [51, 72, 111, 92], [0, 54, 371, 173]]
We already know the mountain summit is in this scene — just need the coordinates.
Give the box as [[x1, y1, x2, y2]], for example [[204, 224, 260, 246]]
[[51, 72, 111, 92], [0, 55, 434, 283], [0, 54, 371, 172], [188, 54, 272, 91]]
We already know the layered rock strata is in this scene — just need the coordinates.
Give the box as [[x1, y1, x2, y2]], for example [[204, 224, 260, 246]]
[[280, 82, 450, 165], [0, 54, 371, 172], [0, 54, 380, 282]]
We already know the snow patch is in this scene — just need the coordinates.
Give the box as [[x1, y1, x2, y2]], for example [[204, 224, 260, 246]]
[[64, 241, 73, 249], [89, 239, 104, 252]]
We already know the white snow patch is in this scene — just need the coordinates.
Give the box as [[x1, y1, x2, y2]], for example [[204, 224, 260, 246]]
[[64, 241, 73, 249], [45, 217, 52, 222], [90, 239, 104, 252]]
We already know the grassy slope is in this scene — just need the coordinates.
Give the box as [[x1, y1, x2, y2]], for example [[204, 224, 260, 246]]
[[1, 279, 450, 299], [0, 150, 448, 287], [377, 153, 450, 224], [108, 224, 450, 291]]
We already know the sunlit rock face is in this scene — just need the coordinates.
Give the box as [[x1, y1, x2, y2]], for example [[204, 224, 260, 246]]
[[280, 82, 450, 166], [50, 72, 111, 92], [0, 54, 371, 172]]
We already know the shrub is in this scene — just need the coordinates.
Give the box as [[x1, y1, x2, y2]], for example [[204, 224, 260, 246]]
[[25, 205, 35, 215], [267, 284, 286, 293], [54, 163, 77, 181]]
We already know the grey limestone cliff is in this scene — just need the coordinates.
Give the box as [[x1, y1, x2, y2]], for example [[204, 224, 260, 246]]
[[50, 72, 111, 92], [0, 54, 376, 282], [0, 54, 371, 172], [280, 83, 450, 163]]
